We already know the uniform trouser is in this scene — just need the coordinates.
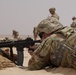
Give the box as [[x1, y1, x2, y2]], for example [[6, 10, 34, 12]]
[[67, 50, 76, 69], [28, 53, 51, 70], [17, 47, 24, 66], [28, 58, 48, 70]]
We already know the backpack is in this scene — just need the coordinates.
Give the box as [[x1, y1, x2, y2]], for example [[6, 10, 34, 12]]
[[52, 26, 76, 68]]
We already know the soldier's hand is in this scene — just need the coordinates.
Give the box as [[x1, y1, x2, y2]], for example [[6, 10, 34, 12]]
[[28, 50, 33, 56]]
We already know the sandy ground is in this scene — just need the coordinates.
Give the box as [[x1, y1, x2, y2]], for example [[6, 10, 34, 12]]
[[0, 48, 76, 75]]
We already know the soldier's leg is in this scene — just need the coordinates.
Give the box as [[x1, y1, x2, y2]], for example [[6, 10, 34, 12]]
[[28, 57, 47, 70], [67, 51, 76, 69]]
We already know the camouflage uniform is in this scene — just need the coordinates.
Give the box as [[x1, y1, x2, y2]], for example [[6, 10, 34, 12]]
[[71, 19, 76, 32], [28, 18, 76, 70], [28, 18, 62, 70], [49, 7, 59, 20], [33, 27, 38, 40], [51, 13, 59, 20], [36, 17, 63, 35]]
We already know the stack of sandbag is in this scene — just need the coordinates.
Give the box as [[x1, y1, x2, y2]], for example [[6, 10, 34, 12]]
[[0, 55, 16, 69]]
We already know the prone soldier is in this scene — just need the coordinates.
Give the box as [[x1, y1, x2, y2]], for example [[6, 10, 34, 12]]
[[28, 17, 76, 70]]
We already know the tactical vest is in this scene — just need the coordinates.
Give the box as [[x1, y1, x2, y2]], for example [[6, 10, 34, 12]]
[[52, 26, 76, 68]]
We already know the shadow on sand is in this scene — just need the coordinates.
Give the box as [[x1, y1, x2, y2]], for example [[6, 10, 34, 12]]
[[45, 67, 76, 75]]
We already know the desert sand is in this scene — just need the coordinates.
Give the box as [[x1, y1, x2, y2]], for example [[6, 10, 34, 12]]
[[0, 48, 76, 75]]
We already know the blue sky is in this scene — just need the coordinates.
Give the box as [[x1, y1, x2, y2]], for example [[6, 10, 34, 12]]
[[0, 0, 76, 35]]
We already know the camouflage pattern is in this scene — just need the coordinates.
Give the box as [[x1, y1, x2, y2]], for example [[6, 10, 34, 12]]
[[28, 26, 76, 70], [48, 12, 59, 20], [37, 18, 63, 34], [35, 17, 63, 36], [64, 33, 76, 68], [51, 13, 59, 20], [33, 27, 38, 40], [48, 17, 62, 26], [71, 19, 76, 32], [28, 32, 64, 70], [49, 7, 59, 20], [28, 36, 54, 70], [71, 19, 76, 28]]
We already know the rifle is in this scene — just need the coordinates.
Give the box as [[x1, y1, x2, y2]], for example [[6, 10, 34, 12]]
[[0, 37, 41, 59]]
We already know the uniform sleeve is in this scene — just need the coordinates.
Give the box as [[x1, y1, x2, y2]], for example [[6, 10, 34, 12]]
[[34, 37, 53, 57], [28, 37, 53, 70]]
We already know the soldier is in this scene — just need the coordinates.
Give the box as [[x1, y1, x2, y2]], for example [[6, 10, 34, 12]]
[[71, 16, 76, 31], [12, 30, 19, 39], [28, 18, 60, 56], [33, 27, 38, 40], [28, 18, 76, 70], [49, 7, 59, 20]]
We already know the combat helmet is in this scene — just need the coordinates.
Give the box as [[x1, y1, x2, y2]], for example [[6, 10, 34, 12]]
[[37, 18, 63, 34], [49, 7, 56, 12], [72, 16, 76, 20]]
